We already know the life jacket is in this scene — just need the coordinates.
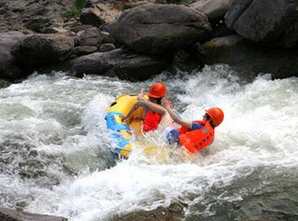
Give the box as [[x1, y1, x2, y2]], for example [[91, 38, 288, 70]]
[[142, 100, 172, 132], [178, 120, 214, 153]]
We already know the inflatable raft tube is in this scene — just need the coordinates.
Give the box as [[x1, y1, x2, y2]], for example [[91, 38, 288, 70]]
[[105, 94, 146, 158]]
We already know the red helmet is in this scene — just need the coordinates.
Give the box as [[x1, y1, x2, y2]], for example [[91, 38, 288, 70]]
[[147, 82, 166, 98], [205, 107, 224, 127]]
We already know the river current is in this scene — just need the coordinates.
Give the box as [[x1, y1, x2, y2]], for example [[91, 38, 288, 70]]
[[0, 65, 298, 221]]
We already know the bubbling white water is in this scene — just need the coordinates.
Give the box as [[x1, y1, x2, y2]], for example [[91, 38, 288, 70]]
[[0, 65, 298, 221]]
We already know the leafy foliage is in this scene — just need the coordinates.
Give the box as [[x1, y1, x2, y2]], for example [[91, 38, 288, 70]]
[[61, 0, 86, 18], [61, 8, 82, 18], [75, 0, 87, 10]]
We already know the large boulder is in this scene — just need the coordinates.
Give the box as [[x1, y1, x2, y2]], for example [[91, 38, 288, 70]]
[[190, 0, 232, 22], [103, 4, 211, 54], [68, 49, 170, 81], [11, 33, 75, 66], [202, 35, 298, 79], [0, 31, 31, 81], [225, 0, 298, 48], [76, 27, 103, 47]]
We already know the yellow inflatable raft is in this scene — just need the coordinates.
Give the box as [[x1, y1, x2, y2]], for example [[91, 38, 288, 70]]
[[105, 94, 145, 158]]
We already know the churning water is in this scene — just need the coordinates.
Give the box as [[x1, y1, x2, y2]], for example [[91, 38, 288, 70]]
[[0, 65, 298, 221]]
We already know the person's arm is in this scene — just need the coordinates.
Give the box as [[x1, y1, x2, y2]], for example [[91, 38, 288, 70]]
[[137, 89, 167, 115], [161, 98, 193, 129], [122, 102, 141, 122]]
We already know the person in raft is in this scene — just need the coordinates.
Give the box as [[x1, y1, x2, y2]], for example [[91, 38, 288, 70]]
[[123, 82, 173, 133], [136, 88, 224, 153]]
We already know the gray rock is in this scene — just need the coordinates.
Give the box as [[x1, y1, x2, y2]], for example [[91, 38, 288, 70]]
[[101, 31, 116, 44], [0, 207, 67, 221], [76, 27, 103, 47], [190, 0, 232, 22], [68, 49, 170, 81], [203, 35, 298, 79], [73, 45, 98, 55], [0, 0, 74, 32], [111, 202, 185, 221], [42, 27, 75, 35], [104, 4, 211, 54], [225, 0, 298, 48], [80, 7, 104, 27], [99, 43, 116, 52], [0, 31, 30, 81], [0, 79, 11, 88], [70, 25, 95, 33], [11, 33, 75, 66], [172, 46, 205, 72]]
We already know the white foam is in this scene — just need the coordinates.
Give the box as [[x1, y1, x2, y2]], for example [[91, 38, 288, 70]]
[[0, 67, 298, 220]]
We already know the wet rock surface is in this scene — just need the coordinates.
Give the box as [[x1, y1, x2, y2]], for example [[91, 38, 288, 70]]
[[111, 202, 185, 221], [203, 34, 298, 79], [68, 48, 171, 81], [0, 207, 67, 221]]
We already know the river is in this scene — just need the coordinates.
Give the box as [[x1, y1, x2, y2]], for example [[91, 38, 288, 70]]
[[1, 64, 298, 221]]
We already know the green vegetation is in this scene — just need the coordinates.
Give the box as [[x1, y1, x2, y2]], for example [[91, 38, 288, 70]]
[[0, 2, 6, 8], [74, 0, 86, 10], [61, 0, 86, 18], [61, 8, 82, 18]]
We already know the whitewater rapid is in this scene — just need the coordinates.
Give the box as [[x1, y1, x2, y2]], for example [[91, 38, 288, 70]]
[[0, 65, 297, 221]]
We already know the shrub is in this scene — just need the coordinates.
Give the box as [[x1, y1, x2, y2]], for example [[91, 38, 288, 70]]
[[61, 0, 86, 18], [75, 0, 86, 10]]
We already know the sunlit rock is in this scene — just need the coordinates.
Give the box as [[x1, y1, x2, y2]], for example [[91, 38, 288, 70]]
[[104, 4, 211, 54], [225, 0, 298, 49]]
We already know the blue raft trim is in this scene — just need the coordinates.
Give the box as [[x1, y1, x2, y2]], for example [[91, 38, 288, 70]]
[[105, 112, 133, 152]]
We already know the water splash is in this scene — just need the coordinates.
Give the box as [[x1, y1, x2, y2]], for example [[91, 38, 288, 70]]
[[0, 65, 298, 221]]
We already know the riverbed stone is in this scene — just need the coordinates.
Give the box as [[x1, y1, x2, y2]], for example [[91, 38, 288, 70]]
[[73, 46, 98, 55], [110, 202, 185, 221], [190, 0, 232, 22], [0, 207, 68, 221], [11, 33, 75, 66], [0, 31, 31, 81], [99, 43, 116, 52], [103, 4, 211, 54], [80, 7, 104, 27], [80, 3, 122, 26], [203, 34, 298, 79], [68, 48, 170, 81], [225, 0, 298, 49], [76, 27, 103, 47]]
